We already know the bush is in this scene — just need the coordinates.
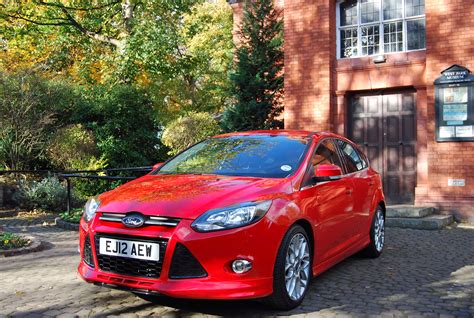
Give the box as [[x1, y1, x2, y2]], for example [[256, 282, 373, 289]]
[[162, 112, 221, 155], [47, 124, 100, 170], [15, 176, 82, 212], [0, 232, 30, 250], [0, 72, 74, 170], [80, 85, 162, 168], [59, 208, 83, 224]]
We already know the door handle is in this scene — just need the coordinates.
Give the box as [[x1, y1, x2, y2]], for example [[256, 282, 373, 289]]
[[345, 188, 353, 195], [368, 181, 375, 186]]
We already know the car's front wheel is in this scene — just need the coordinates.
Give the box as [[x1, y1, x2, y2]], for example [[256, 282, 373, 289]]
[[265, 224, 312, 310]]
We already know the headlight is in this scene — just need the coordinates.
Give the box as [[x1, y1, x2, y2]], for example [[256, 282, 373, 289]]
[[191, 200, 272, 232], [83, 196, 101, 222]]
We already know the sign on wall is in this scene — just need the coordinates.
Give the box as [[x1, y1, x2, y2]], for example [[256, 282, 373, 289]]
[[435, 65, 474, 142]]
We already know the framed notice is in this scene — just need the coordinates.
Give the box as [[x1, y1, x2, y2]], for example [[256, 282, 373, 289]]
[[435, 65, 474, 142]]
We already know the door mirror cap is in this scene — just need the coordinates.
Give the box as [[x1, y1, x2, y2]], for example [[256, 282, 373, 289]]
[[152, 162, 164, 171], [312, 164, 343, 183]]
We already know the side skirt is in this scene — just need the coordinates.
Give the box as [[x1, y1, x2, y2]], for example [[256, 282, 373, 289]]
[[312, 236, 370, 278]]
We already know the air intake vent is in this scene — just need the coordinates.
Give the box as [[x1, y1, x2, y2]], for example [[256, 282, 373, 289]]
[[83, 236, 94, 268], [169, 243, 207, 279]]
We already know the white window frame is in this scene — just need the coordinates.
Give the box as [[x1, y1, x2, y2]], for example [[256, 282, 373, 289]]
[[336, 0, 426, 59]]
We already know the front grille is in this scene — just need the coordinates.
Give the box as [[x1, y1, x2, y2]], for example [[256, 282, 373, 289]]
[[94, 234, 167, 278], [169, 243, 207, 279], [83, 236, 94, 267], [99, 212, 180, 227]]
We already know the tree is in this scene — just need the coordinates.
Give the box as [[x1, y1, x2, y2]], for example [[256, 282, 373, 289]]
[[0, 0, 233, 117], [0, 1, 198, 84], [222, 0, 284, 132]]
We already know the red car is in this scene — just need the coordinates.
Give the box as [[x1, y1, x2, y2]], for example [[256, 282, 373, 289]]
[[78, 130, 385, 310]]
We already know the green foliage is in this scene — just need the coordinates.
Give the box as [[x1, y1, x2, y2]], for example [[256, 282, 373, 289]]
[[162, 112, 221, 155], [47, 124, 101, 170], [60, 208, 83, 224], [14, 176, 83, 212], [0, 1, 234, 118], [222, 0, 284, 132], [45, 123, 111, 198], [0, 232, 30, 250], [0, 72, 76, 170], [81, 85, 161, 168]]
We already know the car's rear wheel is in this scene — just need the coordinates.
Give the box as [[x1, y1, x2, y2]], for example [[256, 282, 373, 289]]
[[265, 224, 312, 310], [362, 205, 385, 258]]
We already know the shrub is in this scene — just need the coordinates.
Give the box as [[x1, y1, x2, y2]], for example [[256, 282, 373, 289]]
[[0, 232, 30, 250], [59, 208, 83, 224], [47, 124, 100, 170], [0, 72, 66, 170], [15, 176, 82, 212], [162, 112, 221, 155], [82, 85, 162, 168]]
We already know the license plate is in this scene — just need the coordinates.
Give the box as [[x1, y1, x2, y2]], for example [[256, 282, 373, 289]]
[[99, 237, 160, 261]]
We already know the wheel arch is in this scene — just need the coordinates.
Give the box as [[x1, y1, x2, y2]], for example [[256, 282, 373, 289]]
[[378, 200, 386, 218]]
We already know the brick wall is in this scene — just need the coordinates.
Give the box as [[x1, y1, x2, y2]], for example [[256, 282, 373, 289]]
[[284, 0, 335, 131], [415, 0, 474, 221]]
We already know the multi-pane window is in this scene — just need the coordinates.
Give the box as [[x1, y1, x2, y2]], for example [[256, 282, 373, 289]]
[[383, 21, 403, 52], [338, 0, 426, 58], [361, 25, 380, 55]]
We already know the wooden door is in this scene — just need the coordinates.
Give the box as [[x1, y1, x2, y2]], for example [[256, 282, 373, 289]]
[[349, 90, 417, 204]]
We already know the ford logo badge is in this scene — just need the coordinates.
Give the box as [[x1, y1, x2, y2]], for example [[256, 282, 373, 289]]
[[122, 213, 145, 228]]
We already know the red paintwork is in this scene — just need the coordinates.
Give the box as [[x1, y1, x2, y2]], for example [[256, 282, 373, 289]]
[[315, 164, 343, 177], [78, 130, 385, 300]]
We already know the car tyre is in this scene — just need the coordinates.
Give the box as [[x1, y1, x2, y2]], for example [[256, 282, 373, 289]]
[[362, 205, 385, 258], [265, 224, 312, 310]]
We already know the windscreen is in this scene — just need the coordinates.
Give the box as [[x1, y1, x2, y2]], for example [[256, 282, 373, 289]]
[[155, 135, 310, 178]]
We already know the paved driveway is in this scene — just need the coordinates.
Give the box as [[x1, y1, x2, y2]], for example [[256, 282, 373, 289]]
[[0, 214, 473, 318]]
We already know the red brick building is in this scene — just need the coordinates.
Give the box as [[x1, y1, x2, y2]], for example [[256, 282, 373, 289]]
[[229, 0, 474, 221]]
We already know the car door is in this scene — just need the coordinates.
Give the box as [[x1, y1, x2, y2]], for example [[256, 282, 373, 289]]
[[299, 138, 356, 263], [335, 139, 375, 240]]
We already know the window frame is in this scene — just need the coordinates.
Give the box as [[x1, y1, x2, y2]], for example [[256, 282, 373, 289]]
[[300, 138, 346, 189], [334, 138, 369, 174], [336, 0, 426, 59]]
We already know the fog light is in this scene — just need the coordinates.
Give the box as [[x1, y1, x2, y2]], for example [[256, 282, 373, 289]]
[[232, 259, 252, 274]]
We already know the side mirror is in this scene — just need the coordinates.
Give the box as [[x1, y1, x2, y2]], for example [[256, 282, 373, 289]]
[[312, 164, 342, 183], [152, 162, 164, 171]]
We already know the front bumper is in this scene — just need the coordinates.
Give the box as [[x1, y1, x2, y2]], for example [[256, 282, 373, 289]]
[[77, 212, 285, 300]]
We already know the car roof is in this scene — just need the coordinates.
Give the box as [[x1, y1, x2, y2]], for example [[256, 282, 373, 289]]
[[214, 130, 315, 138], [214, 130, 345, 140]]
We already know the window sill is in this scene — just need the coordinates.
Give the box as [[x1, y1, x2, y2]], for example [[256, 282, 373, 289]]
[[335, 50, 426, 71]]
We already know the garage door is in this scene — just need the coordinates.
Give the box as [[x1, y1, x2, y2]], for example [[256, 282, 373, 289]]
[[349, 91, 417, 205]]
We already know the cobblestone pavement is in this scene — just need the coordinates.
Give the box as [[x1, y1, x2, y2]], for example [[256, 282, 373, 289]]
[[0, 214, 473, 318]]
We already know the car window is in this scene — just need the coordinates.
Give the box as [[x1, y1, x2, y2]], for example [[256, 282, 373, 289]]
[[155, 135, 310, 178], [336, 140, 367, 173], [302, 139, 343, 187]]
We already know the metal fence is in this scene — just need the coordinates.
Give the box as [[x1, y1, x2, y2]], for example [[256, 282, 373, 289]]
[[0, 166, 153, 213]]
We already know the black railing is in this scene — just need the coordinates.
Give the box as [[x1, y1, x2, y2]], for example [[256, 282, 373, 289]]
[[0, 167, 153, 214]]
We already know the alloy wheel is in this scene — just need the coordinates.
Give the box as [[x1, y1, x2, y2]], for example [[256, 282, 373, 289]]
[[373, 209, 385, 252], [284, 233, 311, 301]]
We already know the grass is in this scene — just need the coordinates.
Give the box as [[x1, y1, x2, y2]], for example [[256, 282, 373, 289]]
[[59, 208, 83, 224], [0, 232, 30, 250]]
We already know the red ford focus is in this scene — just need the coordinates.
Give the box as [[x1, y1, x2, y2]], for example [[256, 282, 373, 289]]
[[78, 130, 385, 310]]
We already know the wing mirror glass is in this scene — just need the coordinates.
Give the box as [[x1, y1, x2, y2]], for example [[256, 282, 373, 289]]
[[312, 164, 343, 183]]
